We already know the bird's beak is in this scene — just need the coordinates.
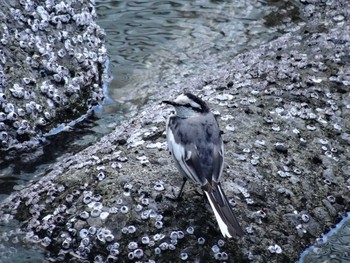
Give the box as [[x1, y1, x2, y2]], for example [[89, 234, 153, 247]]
[[162, 100, 176, 106]]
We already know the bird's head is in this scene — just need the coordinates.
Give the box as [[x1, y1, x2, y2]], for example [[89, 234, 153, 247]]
[[163, 93, 209, 117]]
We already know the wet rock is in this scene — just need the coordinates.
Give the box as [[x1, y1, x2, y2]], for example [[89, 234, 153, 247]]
[[0, 0, 107, 164]]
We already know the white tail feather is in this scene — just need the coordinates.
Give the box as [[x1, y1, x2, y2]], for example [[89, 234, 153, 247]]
[[204, 191, 232, 238]]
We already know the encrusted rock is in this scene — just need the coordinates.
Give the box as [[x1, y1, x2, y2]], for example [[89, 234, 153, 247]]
[[0, 0, 107, 164]]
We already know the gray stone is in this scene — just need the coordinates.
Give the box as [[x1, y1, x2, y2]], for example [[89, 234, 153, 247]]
[[0, 0, 106, 164]]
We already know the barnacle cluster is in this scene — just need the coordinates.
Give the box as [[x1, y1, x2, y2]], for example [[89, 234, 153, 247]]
[[0, 0, 106, 160], [0, 163, 234, 262], [0, 119, 241, 261]]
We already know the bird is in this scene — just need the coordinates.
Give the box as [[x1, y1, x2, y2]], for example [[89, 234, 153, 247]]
[[163, 92, 244, 238]]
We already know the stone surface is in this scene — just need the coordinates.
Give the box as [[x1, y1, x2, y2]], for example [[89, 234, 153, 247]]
[[0, 0, 350, 262], [0, 0, 106, 165]]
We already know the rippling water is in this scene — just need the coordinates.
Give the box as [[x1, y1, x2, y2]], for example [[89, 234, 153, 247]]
[[96, 0, 285, 104], [299, 213, 350, 263]]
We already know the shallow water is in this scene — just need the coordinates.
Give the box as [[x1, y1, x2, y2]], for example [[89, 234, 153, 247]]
[[299, 213, 350, 263], [97, 0, 288, 104]]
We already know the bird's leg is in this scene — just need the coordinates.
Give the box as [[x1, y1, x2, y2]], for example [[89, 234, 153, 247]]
[[167, 177, 187, 201], [176, 177, 187, 200]]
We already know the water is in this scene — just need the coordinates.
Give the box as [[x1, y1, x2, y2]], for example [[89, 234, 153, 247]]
[[97, 0, 288, 103], [299, 213, 350, 263]]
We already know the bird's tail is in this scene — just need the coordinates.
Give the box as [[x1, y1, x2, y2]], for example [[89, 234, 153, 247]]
[[203, 182, 244, 238]]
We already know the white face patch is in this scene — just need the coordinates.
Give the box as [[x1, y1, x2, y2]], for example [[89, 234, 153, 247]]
[[174, 94, 201, 110]]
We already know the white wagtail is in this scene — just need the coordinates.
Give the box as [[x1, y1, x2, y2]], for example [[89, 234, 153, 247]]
[[163, 93, 244, 238]]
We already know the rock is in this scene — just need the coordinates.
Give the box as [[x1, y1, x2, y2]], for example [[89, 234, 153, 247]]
[[0, 0, 107, 164]]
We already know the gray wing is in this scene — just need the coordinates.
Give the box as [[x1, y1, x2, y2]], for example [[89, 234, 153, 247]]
[[167, 113, 224, 186]]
